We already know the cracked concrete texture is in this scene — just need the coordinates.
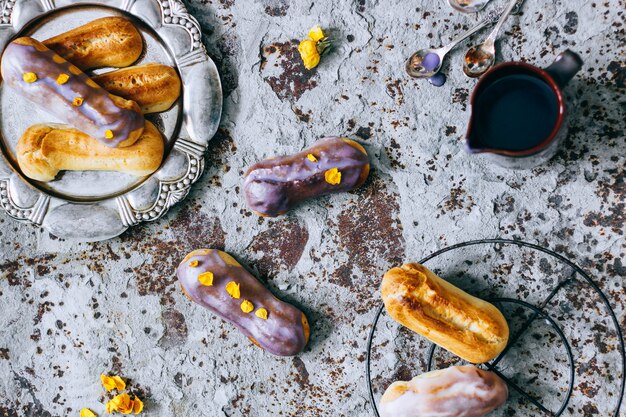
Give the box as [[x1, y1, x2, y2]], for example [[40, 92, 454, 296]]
[[1, 0, 625, 416]]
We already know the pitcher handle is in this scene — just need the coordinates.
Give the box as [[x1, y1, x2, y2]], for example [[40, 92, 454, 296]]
[[545, 50, 583, 88]]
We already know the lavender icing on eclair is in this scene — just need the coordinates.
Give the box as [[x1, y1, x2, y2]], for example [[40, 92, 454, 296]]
[[1, 37, 144, 147], [243, 137, 370, 217], [177, 249, 309, 357]]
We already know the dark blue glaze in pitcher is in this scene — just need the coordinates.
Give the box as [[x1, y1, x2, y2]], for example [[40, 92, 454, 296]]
[[466, 50, 583, 169]]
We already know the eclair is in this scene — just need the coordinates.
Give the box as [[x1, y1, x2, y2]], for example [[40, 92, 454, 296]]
[[243, 137, 370, 217], [17, 121, 164, 182], [381, 263, 509, 363], [177, 249, 310, 356], [92, 63, 181, 114], [1, 37, 145, 147], [43, 16, 143, 70], [380, 365, 508, 417]]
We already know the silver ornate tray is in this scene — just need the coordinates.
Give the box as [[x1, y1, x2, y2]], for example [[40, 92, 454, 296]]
[[0, 0, 222, 241]]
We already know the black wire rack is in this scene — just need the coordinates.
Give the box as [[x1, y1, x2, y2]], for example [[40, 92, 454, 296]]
[[366, 238, 625, 417]]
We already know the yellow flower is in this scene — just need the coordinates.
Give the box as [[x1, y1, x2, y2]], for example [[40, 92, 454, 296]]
[[105, 130, 114, 139], [306, 154, 318, 162], [80, 408, 98, 417], [298, 25, 331, 70], [132, 396, 144, 414], [56, 73, 70, 84], [225, 281, 241, 299], [107, 393, 134, 415], [73, 97, 84, 106], [101, 374, 126, 392], [240, 300, 254, 313], [308, 25, 325, 42], [324, 168, 342, 185], [255, 308, 268, 320], [298, 39, 320, 70], [22, 72, 37, 83], [198, 271, 214, 286]]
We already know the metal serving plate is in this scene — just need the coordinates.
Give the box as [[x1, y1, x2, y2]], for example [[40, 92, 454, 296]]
[[0, 0, 222, 241]]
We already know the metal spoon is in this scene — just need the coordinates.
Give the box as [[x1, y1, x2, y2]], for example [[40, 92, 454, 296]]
[[463, 0, 520, 78], [448, 0, 493, 14], [406, 3, 520, 79]]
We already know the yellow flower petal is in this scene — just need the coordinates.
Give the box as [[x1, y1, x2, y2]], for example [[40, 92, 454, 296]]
[[57, 73, 70, 84], [105, 399, 116, 413], [101, 374, 116, 392], [112, 375, 126, 391], [110, 393, 134, 414], [255, 308, 268, 320], [225, 281, 240, 299], [23, 72, 37, 83], [198, 271, 214, 286], [101, 374, 126, 391], [306, 154, 318, 162], [308, 25, 325, 42], [241, 300, 254, 313], [324, 167, 342, 185], [298, 39, 320, 70], [133, 397, 144, 414], [80, 408, 97, 417]]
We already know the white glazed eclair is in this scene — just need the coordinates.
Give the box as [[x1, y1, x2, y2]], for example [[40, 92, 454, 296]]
[[380, 365, 508, 417]]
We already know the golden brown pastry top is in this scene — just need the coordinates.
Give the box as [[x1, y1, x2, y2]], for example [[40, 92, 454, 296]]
[[92, 63, 181, 114], [43, 16, 143, 70], [381, 263, 509, 363]]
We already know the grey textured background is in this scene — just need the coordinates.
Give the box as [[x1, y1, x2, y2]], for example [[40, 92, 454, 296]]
[[1, 0, 624, 416]]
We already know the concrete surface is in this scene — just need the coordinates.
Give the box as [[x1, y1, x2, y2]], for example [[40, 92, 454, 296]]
[[1, 0, 625, 416]]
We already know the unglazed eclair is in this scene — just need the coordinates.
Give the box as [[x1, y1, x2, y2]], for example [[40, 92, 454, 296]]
[[243, 137, 370, 217], [92, 63, 181, 114], [42, 16, 143, 70], [1, 37, 144, 147], [381, 263, 509, 364], [380, 365, 508, 417], [177, 249, 310, 356]]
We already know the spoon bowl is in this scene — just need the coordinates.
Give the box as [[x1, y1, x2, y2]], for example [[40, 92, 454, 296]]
[[448, 0, 493, 13], [462, 0, 521, 78], [463, 43, 496, 77], [406, 49, 443, 78], [405, 2, 512, 81]]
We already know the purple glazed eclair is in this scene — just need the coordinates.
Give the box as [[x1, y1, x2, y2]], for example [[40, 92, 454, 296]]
[[177, 249, 310, 356], [1, 37, 144, 147], [243, 137, 370, 217]]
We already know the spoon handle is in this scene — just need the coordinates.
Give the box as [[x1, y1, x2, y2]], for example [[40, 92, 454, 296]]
[[485, 0, 520, 46], [440, 1, 520, 55]]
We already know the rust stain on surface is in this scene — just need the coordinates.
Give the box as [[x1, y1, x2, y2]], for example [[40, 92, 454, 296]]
[[248, 217, 309, 278], [263, 0, 289, 16], [328, 175, 405, 302], [159, 308, 189, 348], [261, 40, 318, 102]]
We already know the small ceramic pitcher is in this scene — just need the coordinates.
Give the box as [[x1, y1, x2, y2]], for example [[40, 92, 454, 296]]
[[465, 50, 583, 169]]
